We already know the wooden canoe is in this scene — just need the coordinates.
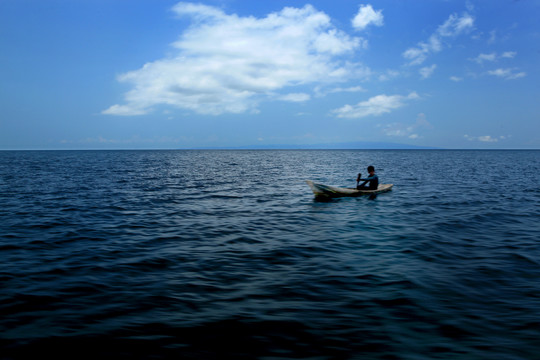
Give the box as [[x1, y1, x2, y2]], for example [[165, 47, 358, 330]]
[[306, 180, 393, 198]]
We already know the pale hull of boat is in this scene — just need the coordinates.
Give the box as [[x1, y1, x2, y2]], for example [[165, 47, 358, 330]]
[[306, 180, 393, 198]]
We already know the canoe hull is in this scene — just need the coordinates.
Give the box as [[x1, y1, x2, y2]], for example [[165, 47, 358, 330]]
[[306, 180, 393, 198]]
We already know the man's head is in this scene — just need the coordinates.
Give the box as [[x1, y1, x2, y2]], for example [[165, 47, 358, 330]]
[[367, 165, 375, 174]]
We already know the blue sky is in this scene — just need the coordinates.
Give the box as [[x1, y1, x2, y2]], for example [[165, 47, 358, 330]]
[[1, 0, 539, 149]]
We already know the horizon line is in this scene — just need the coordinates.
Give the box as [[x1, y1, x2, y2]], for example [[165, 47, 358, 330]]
[[1, 147, 539, 151]]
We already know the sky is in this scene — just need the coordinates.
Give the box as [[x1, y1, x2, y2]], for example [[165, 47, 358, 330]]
[[1, 0, 539, 149]]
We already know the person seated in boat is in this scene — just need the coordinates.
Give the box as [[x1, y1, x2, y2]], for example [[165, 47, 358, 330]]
[[356, 165, 379, 190]]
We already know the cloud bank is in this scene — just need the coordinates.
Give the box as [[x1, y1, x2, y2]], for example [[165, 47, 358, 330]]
[[103, 3, 369, 116]]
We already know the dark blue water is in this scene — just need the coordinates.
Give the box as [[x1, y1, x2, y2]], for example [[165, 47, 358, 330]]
[[1, 150, 539, 359]]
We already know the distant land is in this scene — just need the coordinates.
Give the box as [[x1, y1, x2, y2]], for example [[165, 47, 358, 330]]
[[195, 141, 439, 150]]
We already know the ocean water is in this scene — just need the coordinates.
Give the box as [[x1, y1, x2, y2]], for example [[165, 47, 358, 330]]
[[1, 149, 539, 359]]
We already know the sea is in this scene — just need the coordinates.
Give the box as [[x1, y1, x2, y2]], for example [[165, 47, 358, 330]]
[[1, 149, 539, 360]]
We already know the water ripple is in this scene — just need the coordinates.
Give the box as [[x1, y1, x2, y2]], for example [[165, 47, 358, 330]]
[[1, 150, 540, 359]]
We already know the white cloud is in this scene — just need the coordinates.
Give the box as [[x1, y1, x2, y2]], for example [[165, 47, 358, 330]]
[[279, 93, 311, 102], [103, 3, 367, 116], [437, 12, 475, 37], [383, 126, 413, 137], [378, 69, 400, 81], [329, 86, 366, 93], [172, 2, 227, 20], [464, 134, 507, 142], [488, 29, 497, 44], [501, 51, 517, 59], [450, 76, 463, 82], [419, 64, 437, 79], [478, 135, 498, 142], [403, 46, 429, 66], [332, 92, 419, 119], [470, 51, 517, 64], [382, 112, 432, 138], [352, 4, 384, 31], [487, 68, 526, 80], [403, 11, 474, 65], [102, 104, 148, 116], [491, 68, 511, 77], [467, 52, 524, 80], [315, 85, 367, 97], [471, 53, 497, 64]]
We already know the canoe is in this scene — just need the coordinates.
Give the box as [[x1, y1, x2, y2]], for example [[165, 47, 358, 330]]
[[306, 180, 393, 198]]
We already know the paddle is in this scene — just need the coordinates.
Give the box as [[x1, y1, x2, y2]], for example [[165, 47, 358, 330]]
[[356, 173, 361, 188]]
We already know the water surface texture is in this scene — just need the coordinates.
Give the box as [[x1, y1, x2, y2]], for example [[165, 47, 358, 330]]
[[1, 150, 539, 359]]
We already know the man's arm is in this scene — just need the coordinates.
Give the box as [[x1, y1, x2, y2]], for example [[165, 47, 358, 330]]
[[358, 175, 376, 181]]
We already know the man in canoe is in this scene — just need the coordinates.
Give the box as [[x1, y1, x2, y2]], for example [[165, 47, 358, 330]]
[[356, 165, 379, 190]]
